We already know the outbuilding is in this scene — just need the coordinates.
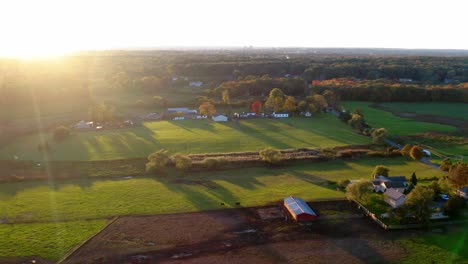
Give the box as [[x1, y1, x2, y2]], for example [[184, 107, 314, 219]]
[[212, 114, 228, 122], [283, 196, 318, 222]]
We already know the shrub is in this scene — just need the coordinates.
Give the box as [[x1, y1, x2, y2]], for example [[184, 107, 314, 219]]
[[171, 154, 192, 170], [259, 148, 284, 164], [371, 165, 389, 178], [201, 157, 228, 170], [146, 149, 170, 173], [401, 144, 413, 157], [53, 126, 71, 141]]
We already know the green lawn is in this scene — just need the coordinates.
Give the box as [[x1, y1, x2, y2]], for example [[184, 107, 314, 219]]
[[0, 116, 370, 160], [0, 157, 443, 223], [380, 102, 468, 120], [399, 226, 468, 263], [0, 219, 107, 261], [342, 101, 456, 135]]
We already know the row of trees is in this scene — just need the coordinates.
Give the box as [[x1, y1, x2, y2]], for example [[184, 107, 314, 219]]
[[310, 78, 468, 103]]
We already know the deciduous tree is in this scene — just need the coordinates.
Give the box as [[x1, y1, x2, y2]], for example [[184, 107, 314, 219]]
[[371, 165, 389, 178], [409, 145, 424, 160], [283, 96, 297, 113], [404, 186, 434, 224], [199, 102, 216, 117]]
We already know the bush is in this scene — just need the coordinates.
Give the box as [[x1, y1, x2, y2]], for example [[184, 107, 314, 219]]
[[201, 157, 228, 170], [259, 148, 284, 164], [444, 196, 467, 217], [401, 144, 413, 157], [371, 165, 389, 178], [171, 154, 192, 170], [146, 149, 170, 173], [53, 126, 71, 141]]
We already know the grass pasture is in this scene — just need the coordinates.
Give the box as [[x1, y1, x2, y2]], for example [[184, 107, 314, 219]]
[[0, 157, 443, 223], [342, 101, 456, 135], [380, 102, 468, 120], [399, 226, 468, 263], [0, 116, 370, 160], [0, 219, 108, 261]]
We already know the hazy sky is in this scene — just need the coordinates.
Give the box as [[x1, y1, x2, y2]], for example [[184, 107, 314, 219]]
[[0, 0, 467, 57]]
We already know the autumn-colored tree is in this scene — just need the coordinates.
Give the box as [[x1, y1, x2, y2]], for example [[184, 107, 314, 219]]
[[199, 102, 216, 117], [308, 103, 318, 113], [401, 144, 413, 157], [348, 113, 364, 130], [265, 88, 285, 112], [449, 163, 468, 189], [371, 128, 387, 144], [251, 101, 263, 114], [409, 145, 424, 160], [309, 94, 328, 112], [146, 149, 170, 174], [283, 96, 297, 113], [323, 89, 340, 108], [297, 100, 308, 112]]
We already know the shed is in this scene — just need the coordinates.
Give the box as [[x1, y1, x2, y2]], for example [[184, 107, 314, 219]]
[[212, 114, 228, 122], [283, 196, 318, 222], [384, 188, 406, 208]]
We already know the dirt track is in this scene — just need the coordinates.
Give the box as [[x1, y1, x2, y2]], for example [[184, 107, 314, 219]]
[[63, 201, 416, 264]]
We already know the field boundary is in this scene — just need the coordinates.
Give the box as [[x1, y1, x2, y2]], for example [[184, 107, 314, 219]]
[[56, 217, 119, 264]]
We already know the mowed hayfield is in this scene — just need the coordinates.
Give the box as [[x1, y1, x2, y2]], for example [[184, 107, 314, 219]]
[[0, 116, 370, 160], [0, 220, 108, 261], [342, 101, 456, 135], [380, 102, 468, 120], [0, 157, 444, 223]]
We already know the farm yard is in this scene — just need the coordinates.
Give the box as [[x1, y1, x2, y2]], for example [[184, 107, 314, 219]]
[[0, 116, 370, 160]]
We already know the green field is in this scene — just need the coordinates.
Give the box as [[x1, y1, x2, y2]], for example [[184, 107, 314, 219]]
[[0, 157, 443, 223], [381, 102, 468, 120], [342, 101, 456, 135], [0, 116, 370, 160], [0, 219, 108, 261], [399, 226, 468, 263]]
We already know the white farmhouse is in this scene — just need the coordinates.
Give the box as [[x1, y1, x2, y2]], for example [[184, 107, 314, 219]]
[[272, 112, 289, 118]]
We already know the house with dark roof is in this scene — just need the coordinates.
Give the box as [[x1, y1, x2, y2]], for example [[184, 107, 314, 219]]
[[384, 188, 406, 208], [372, 175, 407, 193]]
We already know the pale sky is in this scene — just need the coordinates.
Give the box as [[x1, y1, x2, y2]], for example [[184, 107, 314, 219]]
[[0, 0, 467, 57]]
